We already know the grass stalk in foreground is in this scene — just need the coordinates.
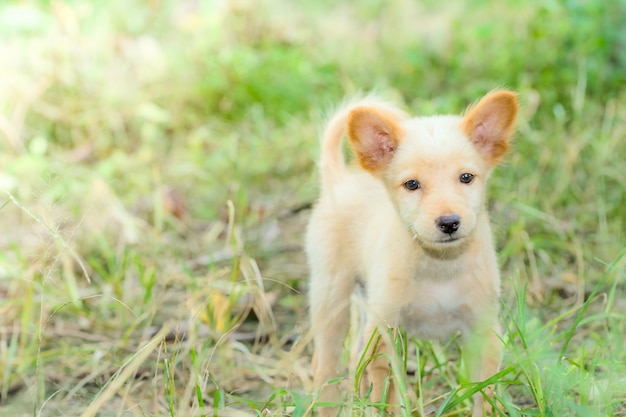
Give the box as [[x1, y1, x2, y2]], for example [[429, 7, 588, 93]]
[[79, 324, 173, 417]]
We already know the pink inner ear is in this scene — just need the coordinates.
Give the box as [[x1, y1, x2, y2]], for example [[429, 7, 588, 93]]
[[365, 128, 395, 165], [473, 122, 488, 144], [472, 122, 496, 153], [377, 130, 396, 154]]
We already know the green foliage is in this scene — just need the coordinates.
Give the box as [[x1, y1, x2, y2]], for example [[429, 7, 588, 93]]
[[196, 43, 342, 124], [500, 255, 626, 416]]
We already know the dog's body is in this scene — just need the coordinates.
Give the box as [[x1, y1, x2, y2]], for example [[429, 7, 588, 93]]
[[307, 91, 518, 416]]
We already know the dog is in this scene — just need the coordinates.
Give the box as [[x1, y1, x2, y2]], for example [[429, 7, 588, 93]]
[[306, 90, 518, 416]]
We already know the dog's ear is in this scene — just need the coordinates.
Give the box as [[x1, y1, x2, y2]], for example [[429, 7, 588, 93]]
[[347, 107, 403, 172], [462, 90, 518, 166]]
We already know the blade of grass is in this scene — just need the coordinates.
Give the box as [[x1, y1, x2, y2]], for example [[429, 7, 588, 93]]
[[190, 347, 207, 417], [557, 251, 625, 363], [78, 324, 173, 417], [2, 189, 91, 284]]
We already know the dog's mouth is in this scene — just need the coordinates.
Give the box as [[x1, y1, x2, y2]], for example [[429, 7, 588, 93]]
[[435, 235, 466, 246], [411, 229, 466, 248]]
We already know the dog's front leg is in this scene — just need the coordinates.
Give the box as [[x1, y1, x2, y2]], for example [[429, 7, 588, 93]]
[[360, 326, 397, 415], [464, 326, 502, 417]]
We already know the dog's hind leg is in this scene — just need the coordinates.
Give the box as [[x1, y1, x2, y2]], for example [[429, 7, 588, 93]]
[[309, 265, 355, 416]]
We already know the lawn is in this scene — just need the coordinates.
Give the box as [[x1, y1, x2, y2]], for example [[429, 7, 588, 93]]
[[0, 0, 624, 416]]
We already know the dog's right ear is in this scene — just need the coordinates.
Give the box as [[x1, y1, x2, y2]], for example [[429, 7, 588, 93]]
[[347, 107, 403, 173], [462, 90, 518, 167]]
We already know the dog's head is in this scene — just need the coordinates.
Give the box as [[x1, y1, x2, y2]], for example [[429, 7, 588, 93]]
[[347, 90, 518, 250]]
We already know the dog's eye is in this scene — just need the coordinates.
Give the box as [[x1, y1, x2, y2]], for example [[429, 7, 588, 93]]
[[459, 173, 474, 184], [403, 179, 421, 190]]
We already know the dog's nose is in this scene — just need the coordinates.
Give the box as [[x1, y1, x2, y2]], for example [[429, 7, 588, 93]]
[[436, 215, 461, 235]]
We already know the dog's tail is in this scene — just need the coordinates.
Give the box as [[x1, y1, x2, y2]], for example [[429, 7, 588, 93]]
[[319, 95, 408, 190]]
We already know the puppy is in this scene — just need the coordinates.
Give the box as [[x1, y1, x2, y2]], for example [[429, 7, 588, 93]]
[[306, 90, 518, 416]]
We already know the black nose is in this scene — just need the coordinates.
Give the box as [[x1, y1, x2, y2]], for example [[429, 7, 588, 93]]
[[436, 215, 461, 235]]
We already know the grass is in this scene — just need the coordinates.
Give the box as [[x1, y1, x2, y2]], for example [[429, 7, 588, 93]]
[[0, 0, 625, 416]]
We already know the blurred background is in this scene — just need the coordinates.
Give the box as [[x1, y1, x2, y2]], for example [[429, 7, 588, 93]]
[[0, 1, 624, 416]]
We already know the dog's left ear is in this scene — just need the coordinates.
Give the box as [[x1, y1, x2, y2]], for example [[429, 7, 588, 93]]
[[462, 90, 518, 166], [347, 107, 403, 173]]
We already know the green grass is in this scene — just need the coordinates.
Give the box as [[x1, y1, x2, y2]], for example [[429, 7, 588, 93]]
[[0, 0, 625, 416]]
